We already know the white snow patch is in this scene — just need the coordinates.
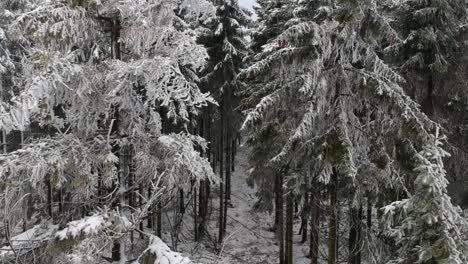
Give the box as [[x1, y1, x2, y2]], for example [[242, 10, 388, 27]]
[[138, 235, 193, 264], [55, 214, 107, 240], [0, 224, 58, 259]]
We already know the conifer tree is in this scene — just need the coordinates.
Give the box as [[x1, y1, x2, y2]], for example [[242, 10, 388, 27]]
[[0, 0, 218, 262], [241, 0, 467, 263], [385, 0, 468, 206], [386, 0, 465, 113], [199, 0, 250, 243]]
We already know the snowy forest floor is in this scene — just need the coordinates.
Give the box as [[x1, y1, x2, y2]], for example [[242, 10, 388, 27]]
[[176, 142, 313, 264]]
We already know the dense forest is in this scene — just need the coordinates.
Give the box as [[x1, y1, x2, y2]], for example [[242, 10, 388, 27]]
[[0, 0, 468, 263]]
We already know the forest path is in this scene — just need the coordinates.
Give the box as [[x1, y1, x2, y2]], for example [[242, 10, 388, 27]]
[[181, 141, 312, 264], [216, 141, 279, 263], [214, 141, 311, 264]]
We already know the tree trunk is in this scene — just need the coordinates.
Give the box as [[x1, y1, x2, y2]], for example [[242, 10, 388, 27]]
[[286, 192, 294, 264], [295, 198, 299, 217], [179, 189, 185, 215], [328, 171, 338, 264], [147, 187, 153, 228], [223, 125, 231, 233], [111, 18, 123, 263], [231, 139, 236, 172], [225, 135, 231, 202], [367, 198, 372, 228], [310, 193, 320, 264], [139, 184, 144, 238], [194, 186, 198, 241], [1, 130, 5, 154], [218, 109, 225, 244], [46, 176, 53, 218], [276, 174, 285, 264], [349, 206, 359, 264], [157, 201, 162, 237], [357, 206, 363, 264], [301, 191, 309, 243], [0, 76, 5, 154], [422, 74, 434, 116]]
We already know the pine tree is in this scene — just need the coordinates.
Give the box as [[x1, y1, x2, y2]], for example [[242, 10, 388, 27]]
[[198, 0, 250, 243], [0, 0, 218, 262], [386, 0, 465, 113], [383, 128, 468, 263], [251, 0, 297, 52], [385, 0, 468, 207], [241, 0, 467, 262]]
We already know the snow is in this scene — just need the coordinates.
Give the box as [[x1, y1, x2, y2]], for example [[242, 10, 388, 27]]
[[139, 235, 193, 264], [55, 214, 107, 240], [177, 141, 314, 263], [0, 27, 5, 41], [0, 224, 58, 259]]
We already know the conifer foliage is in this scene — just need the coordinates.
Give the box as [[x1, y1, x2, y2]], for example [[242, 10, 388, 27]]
[[241, 0, 468, 263], [0, 0, 468, 263], [0, 0, 217, 262], [198, 0, 250, 243]]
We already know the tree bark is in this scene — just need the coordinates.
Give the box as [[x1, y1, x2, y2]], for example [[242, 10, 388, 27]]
[[231, 139, 236, 172], [367, 198, 372, 228], [328, 171, 338, 264], [157, 201, 162, 237], [179, 189, 185, 214], [301, 191, 309, 243], [225, 135, 231, 202], [349, 206, 359, 264], [111, 18, 123, 263], [147, 187, 153, 228], [218, 109, 225, 244], [275, 174, 285, 264], [286, 192, 294, 264], [46, 176, 53, 218], [194, 186, 198, 241], [310, 193, 320, 264]]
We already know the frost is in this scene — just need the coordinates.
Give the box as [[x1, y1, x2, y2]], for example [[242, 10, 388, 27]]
[[55, 214, 108, 240], [0, 224, 58, 259], [135, 236, 193, 264], [0, 27, 5, 41]]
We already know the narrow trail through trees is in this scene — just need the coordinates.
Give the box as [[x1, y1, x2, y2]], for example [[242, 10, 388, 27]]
[[217, 141, 278, 263], [183, 141, 312, 264]]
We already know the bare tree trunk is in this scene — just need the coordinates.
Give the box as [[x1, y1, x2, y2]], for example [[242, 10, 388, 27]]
[[218, 109, 225, 244], [156, 201, 162, 237], [194, 186, 198, 241], [139, 184, 144, 238], [349, 206, 360, 264], [286, 192, 294, 264], [223, 138, 229, 233], [276, 174, 285, 264], [357, 206, 363, 264], [225, 134, 231, 202], [328, 171, 338, 264], [0, 75, 5, 154], [147, 187, 153, 228], [301, 191, 309, 243], [310, 193, 320, 264], [231, 139, 236, 172], [46, 176, 53, 218], [275, 175, 280, 230], [367, 198, 372, 228], [179, 189, 185, 214], [110, 17, 123, 263]]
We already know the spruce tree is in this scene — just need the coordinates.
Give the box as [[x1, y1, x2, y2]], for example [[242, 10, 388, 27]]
[[199, 0, 250, 243], [0, 0, 218, 262], [241, 0, 467, 262]]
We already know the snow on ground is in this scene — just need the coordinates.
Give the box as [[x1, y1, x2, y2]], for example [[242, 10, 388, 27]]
[[0, 223, 58, 259], [178, 141, 314, 264]]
